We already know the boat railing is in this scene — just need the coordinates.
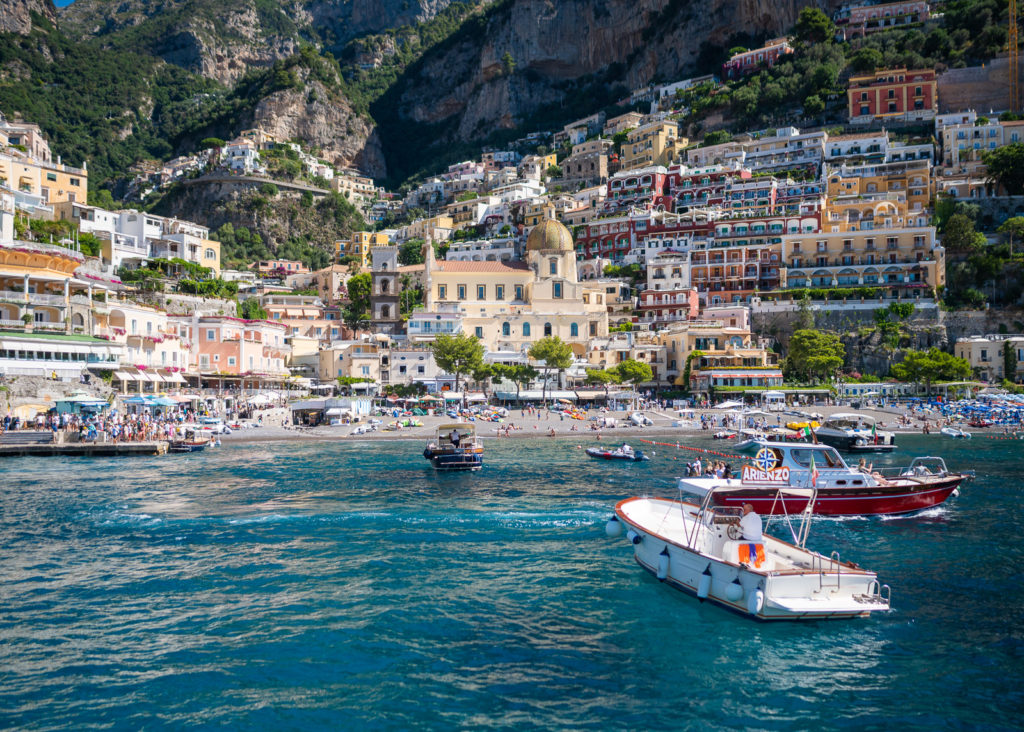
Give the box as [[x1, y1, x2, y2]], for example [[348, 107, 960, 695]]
[[874, 456, 952, 478], [811, 551, 841, 591]]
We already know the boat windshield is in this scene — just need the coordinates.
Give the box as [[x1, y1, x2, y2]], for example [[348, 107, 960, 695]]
[[789, 447, 844, 468]]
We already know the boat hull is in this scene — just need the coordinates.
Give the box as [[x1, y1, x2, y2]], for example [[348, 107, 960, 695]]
[[586, 448, 647, 461], [423, 446, 483, 471], [711, 477, 963, 515], [615, 497, 887, 621], [169, 441, 208, 453], [815, 432, 895, 453]]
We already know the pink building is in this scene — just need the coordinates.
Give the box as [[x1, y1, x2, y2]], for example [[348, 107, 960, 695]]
[[635, 288, 699, 328], [250, 260, 310, 276], [722, 40, 794, 80], [172, 314, 290, 384]]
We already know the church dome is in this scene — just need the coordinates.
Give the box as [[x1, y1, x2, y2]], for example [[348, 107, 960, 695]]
[[526, 218, 574, 252]]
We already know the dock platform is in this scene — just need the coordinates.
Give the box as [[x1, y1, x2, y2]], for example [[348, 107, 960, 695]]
[[0, 438, 169, 457]]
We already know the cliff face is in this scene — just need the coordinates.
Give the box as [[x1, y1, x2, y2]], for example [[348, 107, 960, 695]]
[[393, 0, 833, 141], [59, 0, 457, 84], [0, 0, 56, 35], [251, 80, 387, 178]]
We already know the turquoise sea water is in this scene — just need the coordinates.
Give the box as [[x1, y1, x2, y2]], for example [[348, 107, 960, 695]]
[[1, 434, 1021, 730]]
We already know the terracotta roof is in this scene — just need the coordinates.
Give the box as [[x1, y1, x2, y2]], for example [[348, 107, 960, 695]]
[[398, 264, 425, 273], [435, 260, 531, 273]]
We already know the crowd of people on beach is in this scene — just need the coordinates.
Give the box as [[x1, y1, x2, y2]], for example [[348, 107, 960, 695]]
[[1, 409, 215, 443]]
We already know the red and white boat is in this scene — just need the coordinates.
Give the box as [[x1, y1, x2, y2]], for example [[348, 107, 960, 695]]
[[677, 442, 969, 516]]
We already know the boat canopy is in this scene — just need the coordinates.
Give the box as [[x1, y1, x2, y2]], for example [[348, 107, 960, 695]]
[[821, 413, 879, 430], [436, 422, 476, 436]]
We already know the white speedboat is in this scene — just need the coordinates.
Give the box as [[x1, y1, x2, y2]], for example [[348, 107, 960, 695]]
[[940, 426, 971, 439], [814, 413, 895, 453], [610, 485, 891, 620]]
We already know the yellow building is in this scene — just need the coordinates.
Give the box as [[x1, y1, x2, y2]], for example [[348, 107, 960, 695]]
[[337, 231, 389, 268], [780, 226, 945, 295], [824, 193, 927, 233], [657, 319, 779, 389], [621, 121, 685, 171], [523, 201, 555, 228], [423, 218, 608, 352], [0, 151, 88, 207], [318, 340, 382, 387], [403, 215, 454, 243], [825, 159, 931, 213]]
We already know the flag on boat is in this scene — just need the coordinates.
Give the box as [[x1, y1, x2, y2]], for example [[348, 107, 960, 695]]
[[872, 422, 878, 444], [810, 452, 819, 487]]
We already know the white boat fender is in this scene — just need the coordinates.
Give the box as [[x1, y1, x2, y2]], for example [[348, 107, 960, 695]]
[[625, 529, 642, 545], [657, 547, 670, 580], [855, 437, 866, 447], [605, 515, 623, 538], [747, 586, 765, 615], [726, 577, 744, 602], [697, 564, 712, 600]]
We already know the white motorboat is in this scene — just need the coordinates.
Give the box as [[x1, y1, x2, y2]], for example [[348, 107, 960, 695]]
[[610, 485, 891, 620], [814, 413, 895, 452], [940, 426, 971, 439]]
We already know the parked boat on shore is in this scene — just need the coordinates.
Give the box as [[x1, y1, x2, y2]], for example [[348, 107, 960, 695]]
[[677, 441, 969, 515], [423, 423, 483, 471], [610, 485, 891, 620]]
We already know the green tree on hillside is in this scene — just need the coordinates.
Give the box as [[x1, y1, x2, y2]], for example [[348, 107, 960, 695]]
[[1005, 341, 1019, 382], [238, 298, 269, 320], [943, 214, 987, 254], [998, 216, 1024, 255], [794, 7, 836, 45], [983, 143, 1024, 195], [786, 330, 845, 383], [342, 272, 372, 328]]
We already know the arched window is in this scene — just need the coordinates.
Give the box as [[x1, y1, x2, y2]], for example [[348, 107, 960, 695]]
[[205, 248, 216, 260], [570, 322, 579, 337], [549, 258, 558, 275], [380, 278, 389, 293], [502, 322, 510, 336], [523, 322, 531, 337], [381, 305, 390, 318], [544, 322, 552, 336]]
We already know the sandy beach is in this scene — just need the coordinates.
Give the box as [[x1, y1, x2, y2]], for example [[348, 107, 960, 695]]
[[220, 403, 941, 445]]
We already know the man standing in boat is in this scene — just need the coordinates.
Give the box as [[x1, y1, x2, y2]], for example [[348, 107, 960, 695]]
[[449, 428, 461, 448], [740, 503, 763, 542]]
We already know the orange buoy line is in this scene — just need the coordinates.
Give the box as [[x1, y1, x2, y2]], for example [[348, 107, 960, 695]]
[[636, 438, 746, 461]]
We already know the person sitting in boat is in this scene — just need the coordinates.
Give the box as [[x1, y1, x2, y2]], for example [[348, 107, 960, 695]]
[[449, 428, 461, 448], [857, 458, 874, 474], [620, 442, 633, 455], [739, 503, 763, 542]]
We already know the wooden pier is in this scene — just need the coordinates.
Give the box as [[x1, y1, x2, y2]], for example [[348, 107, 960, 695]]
[[0, 431, 169, 457]]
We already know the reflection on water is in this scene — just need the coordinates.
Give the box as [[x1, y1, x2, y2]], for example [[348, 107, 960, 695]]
[[0, 434, 1021, 728]]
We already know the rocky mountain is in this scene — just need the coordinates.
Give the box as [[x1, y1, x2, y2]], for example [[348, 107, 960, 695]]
[[376, 0, 837, 179], [59, 0, 458, 84], [0, 0, 55, 35]]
